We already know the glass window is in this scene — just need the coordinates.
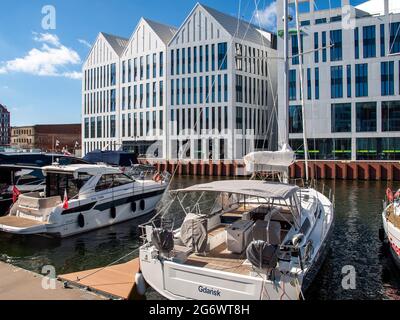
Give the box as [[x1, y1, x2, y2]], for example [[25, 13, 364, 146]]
[[159, 81, 164, 106], [182, 48, 186, 75], [315, 18, 327, 25], [331, 103, 351, 133], [356, 102, 376, 132], [380, 24, 385, 57], [170, 50, 174, 76], [315, 67, 320, 99], [381, 61, 394, 96], [331, 66, 343, 99], [389, 22, 400, 54], [289, 69, 296, 101], [193, 47, 197, 73], [307, 68, 312, 100], [356, 138, 378, 160], [236, 107, 243, 130], [347, 65, 352, 98], [355, 64, 368, 97], [382, 101, 400, 132], [110, 63, 116, 86], [152, 53, 157, 78], [291, 35, 299, 65], [110, 89, 116, 111], [188, 47, 191, 74], [159, 52, 164, 77], [363, 25, 376, 58], [322, 32, 327, 62], [218, 42, 227, 70], [211, 44, 215, 71], [110, 115, 116, 137], [330, 30, 342, 61], [224, 74, 228, 102], [84, 118, 89, 138], [205, 45, 209, 72], [314, 32, 319, 63], [289, 105, 303, 133]]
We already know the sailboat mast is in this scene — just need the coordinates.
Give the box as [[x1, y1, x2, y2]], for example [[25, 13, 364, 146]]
[[283, 0, 290, 146], [294, 0, 309, 181]]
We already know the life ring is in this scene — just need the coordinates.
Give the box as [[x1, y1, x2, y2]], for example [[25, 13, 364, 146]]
[[110, 206, 117, 219], [387, 188, 394, 203], [131, 201, 137, 212], [395, 190, 400, 200], [140, 199, 145, 211], [78, 214, 85, 228]]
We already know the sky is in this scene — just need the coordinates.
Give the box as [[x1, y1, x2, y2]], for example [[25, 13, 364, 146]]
[[0, 0, 367, 126]]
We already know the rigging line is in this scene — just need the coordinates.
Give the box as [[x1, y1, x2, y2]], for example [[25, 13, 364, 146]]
[[74, 247, 140, 283], [161, 0, 264, 199]]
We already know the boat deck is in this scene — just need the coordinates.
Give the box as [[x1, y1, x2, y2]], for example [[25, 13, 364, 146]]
[[387, 205, 400, 228], [0, 216, 46, 228], [186, 244, 252, 275]]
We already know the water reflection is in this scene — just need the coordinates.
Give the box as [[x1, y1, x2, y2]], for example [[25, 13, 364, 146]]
[[0, 177, 399, 300]]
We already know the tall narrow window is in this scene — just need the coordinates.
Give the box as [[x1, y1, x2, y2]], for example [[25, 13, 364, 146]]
[[347, 65, 352, 98], [355, 64, 368, 97], [314, 32, 319, 63], [307, 68, 312, 100], [380, 24, 385, 57], [188, 47, 191, 74], [159, 52, 164, 77], [170, 80, 174, 106], [322, 32, 327, 62], [315, 68, 320, 100], [152, 53, 157, 78], [381, 61, 394, 96], [292, 35, 299, 65], [182, 48, 186, 75], [205, 45, 209, 72], [199, 46, 203, 72], [224, 74, 228, 102], [159, 81, 163, 106], [170, 50, 174, 76], [363, 25, 376, 58], [330, 29, 342, 61], [193, 47, 197, 73], [176, 49, 180, 75], [354, 27, 359, 59], [211, 44, 215, 71], [218, 43, 228, 70], [389, 22, 400, 54], [289, 70, 296, 101], [331, 66, 343, 99]]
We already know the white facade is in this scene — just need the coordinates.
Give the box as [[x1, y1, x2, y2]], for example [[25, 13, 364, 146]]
[[277, 0, 400, 161], [82, 3, 277, 162]]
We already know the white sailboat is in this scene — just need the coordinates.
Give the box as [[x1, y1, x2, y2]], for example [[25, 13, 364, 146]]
[[135, 0, 335, 300]]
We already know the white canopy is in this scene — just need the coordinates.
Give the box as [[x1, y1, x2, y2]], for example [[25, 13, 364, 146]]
[[175, 180, 299, 200], [42, 164, 121, 178]]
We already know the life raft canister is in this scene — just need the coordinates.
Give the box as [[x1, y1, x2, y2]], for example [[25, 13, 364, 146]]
[[153, 173, 162, 183], [387, 188, 394, 203]]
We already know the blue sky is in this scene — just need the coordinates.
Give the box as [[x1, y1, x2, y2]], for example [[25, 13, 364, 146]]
[[0, 0, 367, 126]]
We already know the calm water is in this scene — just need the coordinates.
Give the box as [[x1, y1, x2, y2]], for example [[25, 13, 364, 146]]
[[1, 176, 400, 300]]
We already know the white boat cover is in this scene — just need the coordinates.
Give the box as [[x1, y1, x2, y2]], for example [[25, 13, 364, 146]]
[[180, 213, 208, 253], [244, 144, 296, 173], [175, 180, 299, 200]]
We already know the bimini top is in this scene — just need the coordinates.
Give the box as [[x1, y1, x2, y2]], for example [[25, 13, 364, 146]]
[[175, 180, 299, 200], [42, 164, 121, 178]]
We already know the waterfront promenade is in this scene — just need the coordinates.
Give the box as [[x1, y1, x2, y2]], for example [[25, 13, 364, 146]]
[[0, 262, 104, 300]]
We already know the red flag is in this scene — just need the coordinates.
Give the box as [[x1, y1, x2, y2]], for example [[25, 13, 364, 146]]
[[12, 185, 21, 203], [62, 189, 69, 210]]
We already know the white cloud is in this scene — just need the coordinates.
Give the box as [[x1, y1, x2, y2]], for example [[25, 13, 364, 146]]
[[78, 39, 92, 49], [2, 85, 9, 89], [254, 1, 277, 32], [63, 71, 82, 79], [0, 32, 81, 79]]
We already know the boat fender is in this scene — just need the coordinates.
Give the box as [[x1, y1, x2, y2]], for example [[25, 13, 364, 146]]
[[387, 188, 394, 203], [153, 173, 162, 183], [395, 191, 400, 200], [140, 199, 145, 211], [304, 240, 314, 262], [135, 272, 147, 296], [78, 214, 85, 228], [131, 201, 137, 212], [110, 206, 116, 219]]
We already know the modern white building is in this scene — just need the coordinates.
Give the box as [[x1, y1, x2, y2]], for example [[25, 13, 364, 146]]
[[82, 3, 277, 165], [277, 0, 400, 161]]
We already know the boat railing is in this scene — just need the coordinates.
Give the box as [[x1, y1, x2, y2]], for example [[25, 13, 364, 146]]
[[291, 178, 335, 208]]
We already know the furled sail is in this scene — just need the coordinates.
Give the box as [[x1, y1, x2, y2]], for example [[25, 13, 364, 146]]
[[243, 144, 296, 173]]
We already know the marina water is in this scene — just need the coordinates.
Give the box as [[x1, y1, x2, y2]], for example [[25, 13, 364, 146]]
[[0, 176, 399, 300]]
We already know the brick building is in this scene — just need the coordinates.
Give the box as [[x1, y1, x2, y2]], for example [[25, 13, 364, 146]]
[[11, 124, 81, 153], [0, 104, 11, 146]]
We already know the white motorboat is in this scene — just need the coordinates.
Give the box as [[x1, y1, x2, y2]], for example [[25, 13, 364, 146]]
[[381, 189, 400, 267], [0, 164, 168, 237], [138, 178, 334, 300]]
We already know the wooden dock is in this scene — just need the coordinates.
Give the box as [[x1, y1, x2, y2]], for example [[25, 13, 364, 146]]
[[58, 258, 142, 300]]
